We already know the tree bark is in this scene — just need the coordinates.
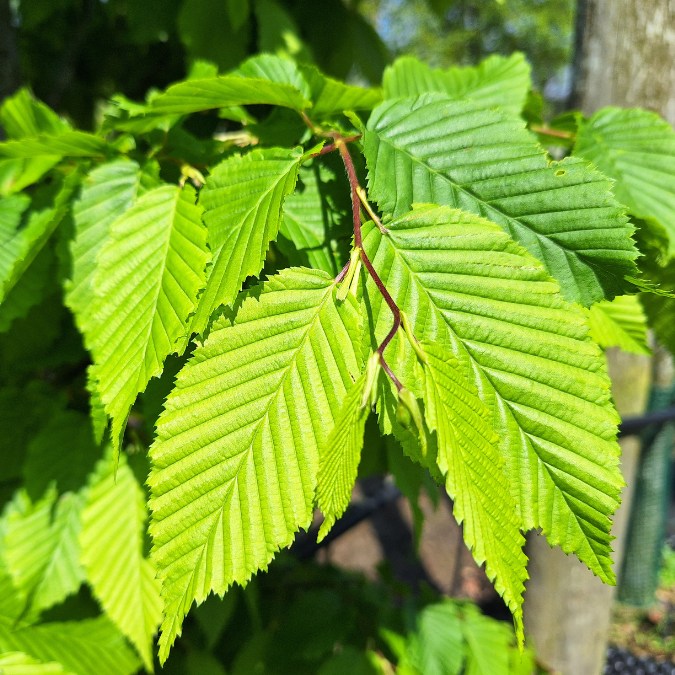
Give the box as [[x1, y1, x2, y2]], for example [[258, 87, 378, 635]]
[[524, 2, 675, 673]]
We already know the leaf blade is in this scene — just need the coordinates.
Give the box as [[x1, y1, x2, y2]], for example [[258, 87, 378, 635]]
[[149, 267, 362, 662], [364, 95, 637, 305]]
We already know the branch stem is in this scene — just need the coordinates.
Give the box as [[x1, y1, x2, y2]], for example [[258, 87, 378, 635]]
[[336, 139, 403, 383], [530, 124, 575, 141]]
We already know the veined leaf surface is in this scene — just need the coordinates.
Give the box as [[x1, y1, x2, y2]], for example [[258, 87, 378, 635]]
[[89, 184, 208, 454], [588, 295, 650, 355], [66, 159, 160, 338], [279, 162, 350, 276], [574, 107, 675, 253], [149, 76, 311, 115], [2, 488, 84, 618], [383, 53, 531, 116], [149, 268, 362, 662], [191, 147, 304, 334], [364, 94, 637, 305], [362, 206, 623, 584], [80, 449, 162, 672], [316, 370, 370, 540], [420, 341, 527, 640]]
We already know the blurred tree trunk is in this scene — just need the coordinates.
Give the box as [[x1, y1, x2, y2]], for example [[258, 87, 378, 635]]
[[524, 2, 674, 673]]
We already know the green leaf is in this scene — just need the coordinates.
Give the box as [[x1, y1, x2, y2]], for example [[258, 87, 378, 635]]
[[149, 75, 311, 115], [587, 295, 650, 355], [80, 448, 163, 672], [0, 651, 71, 674], [190, 147, 304, 335], [316, 370, 370, 541], [0, 132, 109, 159], [88, 184, 208, 454], [299, 64, 382, 116], [0, 157, 61, 197], [0, 89, 68, 139], [362, 206, 623, 584], [3, 488, 85, 617], [364, 94, 637, 305], [0, 613, 141, 675], [149, 268, 362, 662], [234, 53, 311, 100], [402, 601, 464, 675], [461, 604, 512, 675], [383, 53, 531, 116], [420, 341, 527, 640], [1, 173, 79, 307], [0, 242, 53, 333], [0, 194, 32, 301], [66, 159, 160, 338], [574, 107, 675, 254], [23, 410, 101, 499], [279, 162, 350, 276]]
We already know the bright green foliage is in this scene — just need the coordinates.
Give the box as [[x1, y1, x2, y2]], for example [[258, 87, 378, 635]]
[[364, 94, 637, 305], [362, 206, 623, 584], [148, 75, 311, 115], [299, 64, 382, 115], [0, 651, 71, 674], [316, 370, 371, 540], [0, 132, 109, 160], [191, 147, 304, 334], [3, 489, 84, 618], [1, 46, 671, 671], [383, 53, 531, 115], [149, 268, 362, 660], [80, 449, 162, 672], [588, 295, 650, 355], [575, 108, 675, 253], [420, 340, 527, 640], [88, 184, 208, 453], [0, 615, 140, 675], [279, 162, 349, 275], [394, 600, 528, 675], [66, 159, 160, 337]]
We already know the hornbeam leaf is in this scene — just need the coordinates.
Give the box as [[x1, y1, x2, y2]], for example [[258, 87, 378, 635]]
[[0, 88, 69, 139], [299, 64, 382, 116], [148, 76, 311, 115], [316, 370, 370, 541], [234, 53, 311, 100], [3, 488, 85, 618], [0, 131, 109, 159], [1, 173, 80, 306], [190, 147, 304, 335], [364, 94, 637, 305], [0, 593, 140, 675], [420, 340, 527, 642], [362, 206, 623, 584], [279, 162, 350, 275], [66, 159, 160, 339], [588, 295, 650, 355], [574, 107, 675, 254], [149, 268, 362, 662], [383, 53, 531, 116], [89, 184, 208, 454], [0, 652, 71, 674], [80, 449, 162, 672]]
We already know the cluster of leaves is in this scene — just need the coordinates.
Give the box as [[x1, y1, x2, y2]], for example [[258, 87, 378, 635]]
[[6, 0, 388, 128], [1, 45, 674, 672], [158, 557, 533, 675]]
